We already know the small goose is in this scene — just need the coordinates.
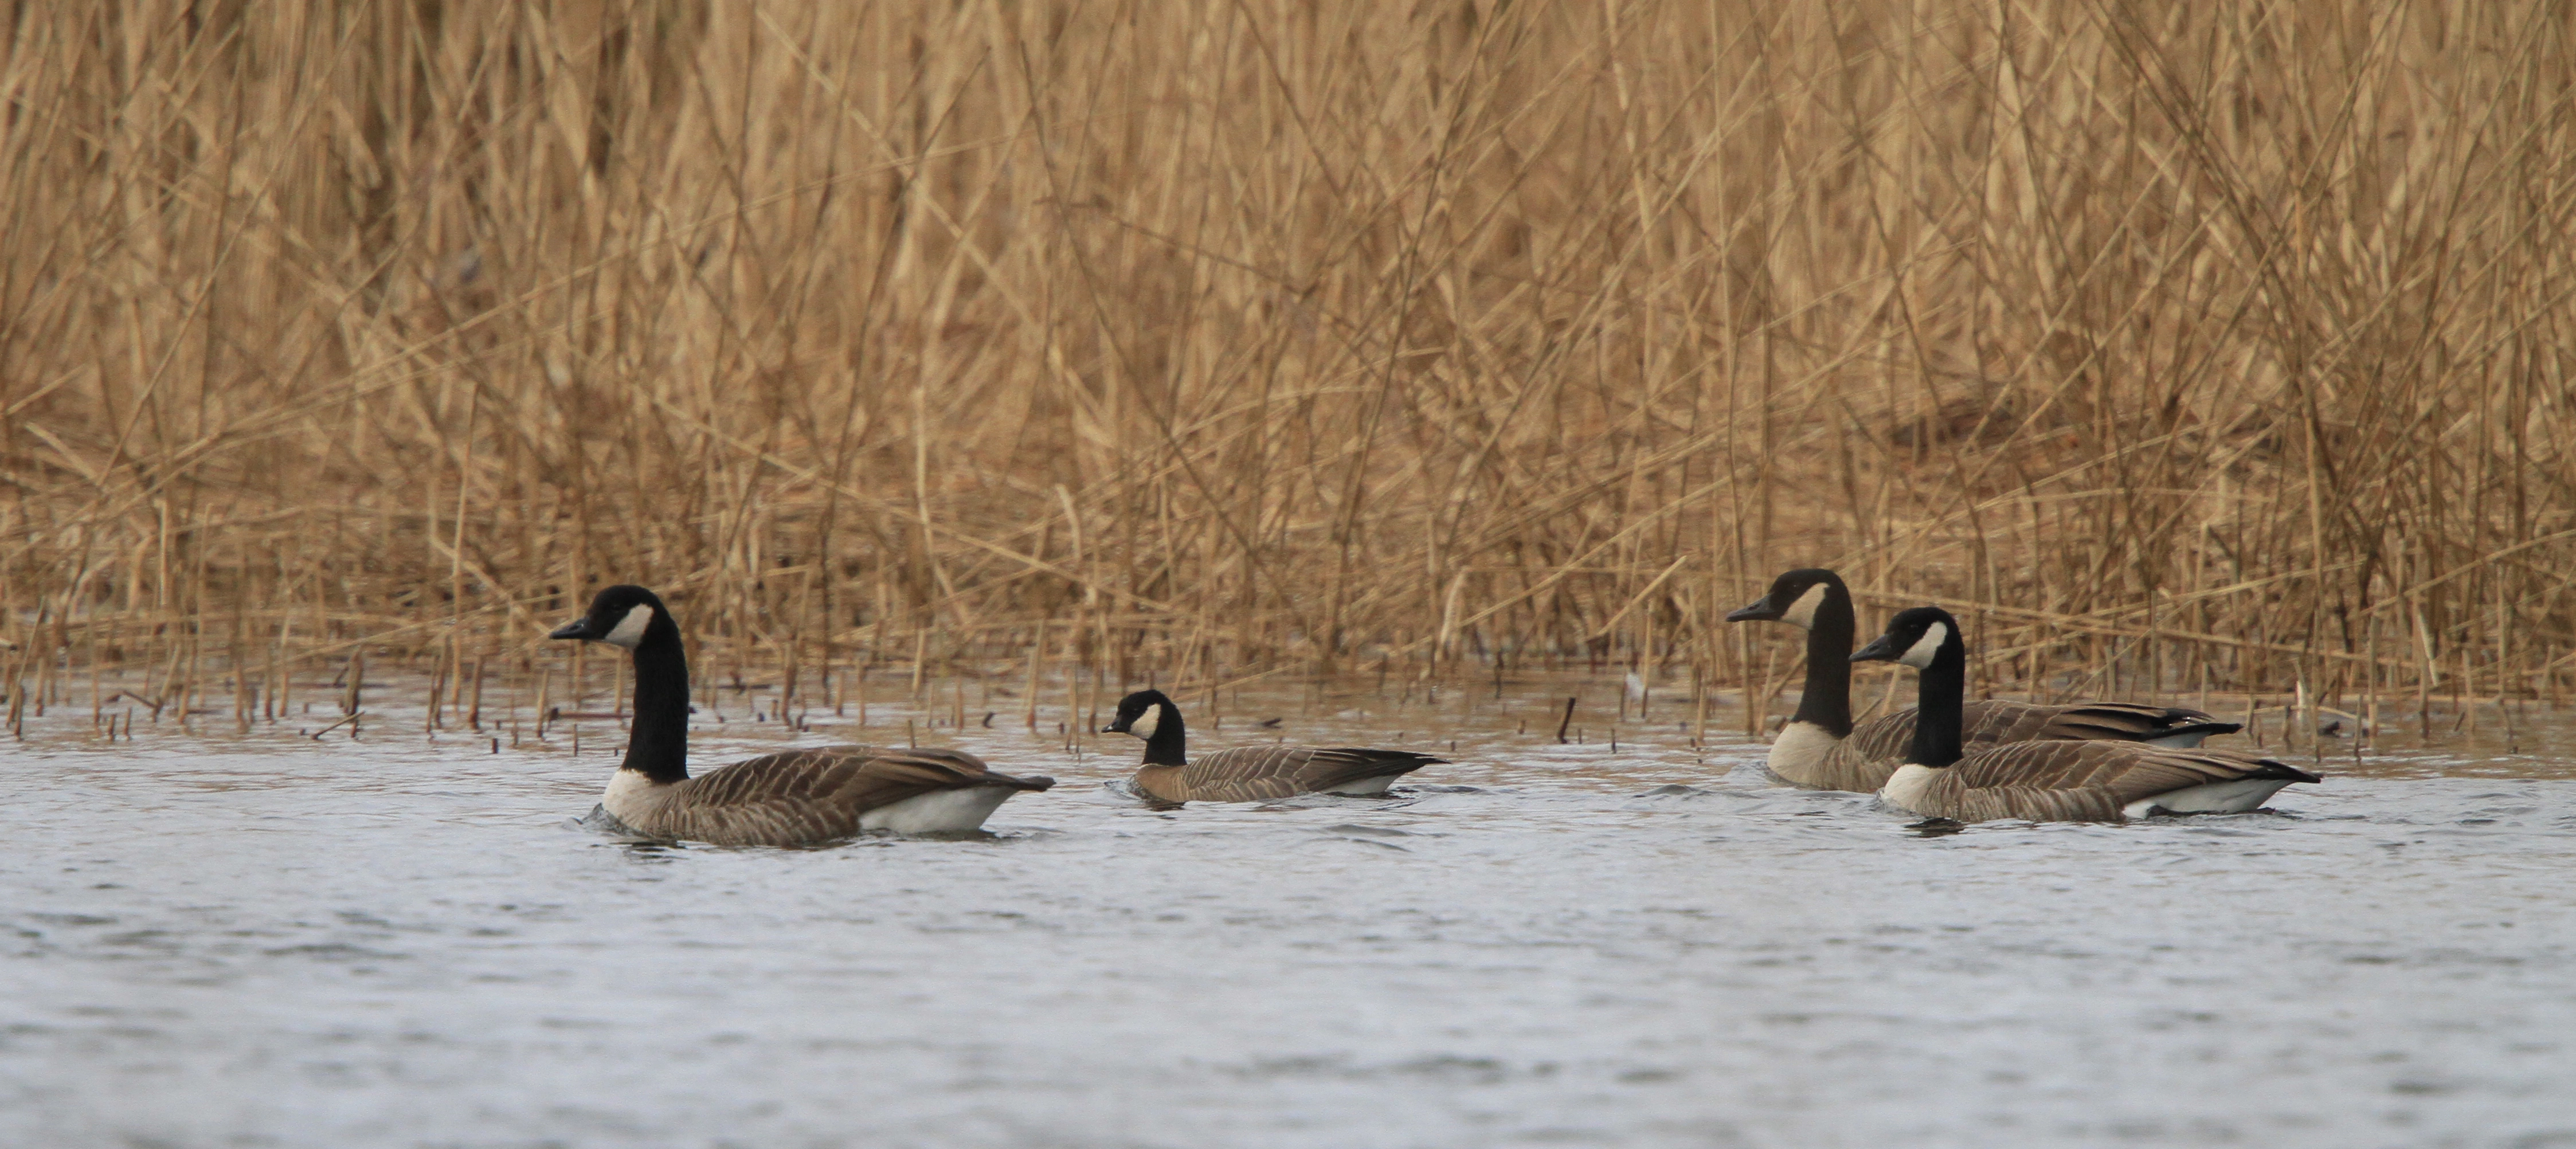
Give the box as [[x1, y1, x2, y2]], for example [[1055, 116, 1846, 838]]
[[1101, 689, 1443, 803], [548, 585, 1052, 845], [1725, 568, 2240, 792], [1852, 606, 2320, 822]]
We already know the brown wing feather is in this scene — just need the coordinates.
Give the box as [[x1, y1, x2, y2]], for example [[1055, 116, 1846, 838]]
[[644, 745, 1052, 846], [1800, 736, 1908, 793], [1823, 700, 2236, 792], [1143, 745, 1441, 803], [1917, 741, 2315, 822], [1974, 701, 2238, 744]]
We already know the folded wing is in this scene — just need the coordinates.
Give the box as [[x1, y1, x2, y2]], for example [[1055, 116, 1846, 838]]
[[1156, 745, 1442, 803], [652, 745, 1053, 845], [1911, 740, 2318, 823], [1826, 700, 2242, 791]]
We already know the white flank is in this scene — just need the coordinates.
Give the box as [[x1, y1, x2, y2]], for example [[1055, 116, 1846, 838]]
[[1897, 622, 1950, 669], [2121, 778, 2295, 819], [1879, 763, 1939, 813], [1324, 775, 1402, 796], [1126, 704, 1161, 740], [2142, 729, 2213, 749], [1781, 583, 1830, 630], [601, 604, 656, 648], [860, 786, 1021, 833], [601, 768, 667, 824], [1765, 721, 1843, 787]]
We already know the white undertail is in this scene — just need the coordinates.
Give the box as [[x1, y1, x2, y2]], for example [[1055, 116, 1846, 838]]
[[859, 786, 1023, 833], [2121, 778, 2295, 819]]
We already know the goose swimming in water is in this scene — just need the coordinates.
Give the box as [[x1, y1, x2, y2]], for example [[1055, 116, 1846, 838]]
[[1102, 689, 1442, 803], [1852, 605, 2320, 822], [548, 585, 1052, 845], [1727, 568, 2240, 792]]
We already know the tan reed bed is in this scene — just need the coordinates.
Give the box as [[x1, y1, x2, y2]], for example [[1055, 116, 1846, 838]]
[[2, 1, 2573, 754]]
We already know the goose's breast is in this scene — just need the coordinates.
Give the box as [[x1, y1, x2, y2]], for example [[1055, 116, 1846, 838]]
[[601, 770, 668, 826], [1878, 763, 1940, 813]]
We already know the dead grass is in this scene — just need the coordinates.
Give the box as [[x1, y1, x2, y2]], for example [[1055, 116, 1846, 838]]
[[5, 0, 2575, 745]]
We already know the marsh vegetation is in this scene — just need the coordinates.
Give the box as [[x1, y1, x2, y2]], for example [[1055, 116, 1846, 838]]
[[5, 1, 2574, 749]]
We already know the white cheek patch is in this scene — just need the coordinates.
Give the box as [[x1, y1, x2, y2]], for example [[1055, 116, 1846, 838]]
[[1126, 705, 1161, 740], [1780, 583, 1829, 630], [601, 604, 655, 648], [1897, 621, 1950, 669]]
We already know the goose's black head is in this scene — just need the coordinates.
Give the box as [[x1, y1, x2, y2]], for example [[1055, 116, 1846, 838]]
[[549, 584, 676, 650], [1851, 605, 1960, 669], [1102, 689, 1177, 740], [1726, 568, 1846, 630]]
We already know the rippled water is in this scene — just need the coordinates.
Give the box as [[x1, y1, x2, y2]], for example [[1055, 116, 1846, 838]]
[[5, 674, 2574, 1148]]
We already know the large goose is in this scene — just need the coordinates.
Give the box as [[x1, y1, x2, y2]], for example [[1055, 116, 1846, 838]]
[[1725, 568, 2239, 792], [548, 585, 1052, 845], [1102, 689, 1442, 803], [1853, 605, 2319, 822]]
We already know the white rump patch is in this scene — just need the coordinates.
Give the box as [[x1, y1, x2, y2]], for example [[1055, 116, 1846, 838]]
[[602, 604, 656, 648], [1897, 622, 1950, 669], [1324, 775, 1403, 796], [1765, 721, 1843, 787], [860, 786, 1023, 833], [601, 768, 667, 824], [1125, 704, 1161, 740], [2121, 778, 2295, 819], [1781, 583, 1830, 630], [1879, 763, 1939, 813]]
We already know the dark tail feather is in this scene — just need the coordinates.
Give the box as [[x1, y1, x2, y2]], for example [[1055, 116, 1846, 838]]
[[2251, 760, 2324, 784], [2153, 720, 2244, 741], [980, 771, 1056, 791]]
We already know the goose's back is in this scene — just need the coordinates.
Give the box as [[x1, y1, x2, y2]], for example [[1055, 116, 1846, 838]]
[[1972, 700, 2233, 744], [636, 745, 1050, 845], [1816, 700, 2234, 792], [1139, 745, 1440, 803], [1915, 740, 2311, 822]]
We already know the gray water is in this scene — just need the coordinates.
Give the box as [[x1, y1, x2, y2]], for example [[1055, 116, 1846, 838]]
[[5, 675, 2574, 1148]]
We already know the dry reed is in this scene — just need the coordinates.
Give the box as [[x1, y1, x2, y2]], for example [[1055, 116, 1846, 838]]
[[3, 1, 2574, 739]]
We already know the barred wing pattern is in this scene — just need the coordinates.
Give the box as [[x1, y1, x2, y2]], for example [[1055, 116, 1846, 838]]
[[1909, 740, 2319, 823], [1967, 701, 2240, 745], [1136, 745, 1443, 803], [1814, 701, 2240, 792], [628, 745, 1053, 846]]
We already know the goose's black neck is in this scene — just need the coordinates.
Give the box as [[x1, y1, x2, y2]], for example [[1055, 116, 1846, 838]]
[[1790, 585, 1858, 736], [1141, 699, 1188, 767], [621, 626, 691, 783], [1905, 637, 1968, 768]]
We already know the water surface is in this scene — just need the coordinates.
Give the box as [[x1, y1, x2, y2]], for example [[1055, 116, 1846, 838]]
[[5, 677, 2573, 1147]]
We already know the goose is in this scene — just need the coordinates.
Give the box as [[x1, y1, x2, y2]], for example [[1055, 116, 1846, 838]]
[[1101, 689, 1443, 803], [1852, 605, 2320, 822], [1725, 568, 2239, 792], [547, 585, 1052, 845]]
